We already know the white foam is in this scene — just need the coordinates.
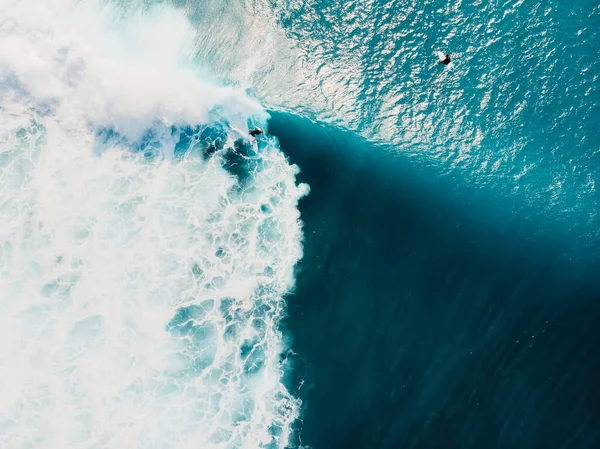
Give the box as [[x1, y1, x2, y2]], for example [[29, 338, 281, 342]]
[[0, 0, 267, 140], [0, 1, 307, 447]]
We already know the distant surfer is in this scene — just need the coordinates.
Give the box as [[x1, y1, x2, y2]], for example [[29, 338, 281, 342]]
[[249, 127, 264, 138], [438, 53, 451, 65]]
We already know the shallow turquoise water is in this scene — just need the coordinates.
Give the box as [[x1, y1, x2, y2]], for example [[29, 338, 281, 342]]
[[272, 0, 600, 227]]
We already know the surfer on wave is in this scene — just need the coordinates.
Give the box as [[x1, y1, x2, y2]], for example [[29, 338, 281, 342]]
[[249, 127, 264, 137]]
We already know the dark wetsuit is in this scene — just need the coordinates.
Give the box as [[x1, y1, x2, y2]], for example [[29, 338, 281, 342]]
[[440, 54, 451, 65], [249, 128, 263, 137]]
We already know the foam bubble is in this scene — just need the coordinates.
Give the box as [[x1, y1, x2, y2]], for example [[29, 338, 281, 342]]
[[0, 1, 307, 447]]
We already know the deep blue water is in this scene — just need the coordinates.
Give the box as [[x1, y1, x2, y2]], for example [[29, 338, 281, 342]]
[[269, 113, 600, 449]]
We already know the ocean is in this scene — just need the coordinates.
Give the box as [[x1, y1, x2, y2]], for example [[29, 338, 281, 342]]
[[0, 0, 598, 448]]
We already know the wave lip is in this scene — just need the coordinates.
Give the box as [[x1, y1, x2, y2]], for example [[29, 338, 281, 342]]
[[0, 1, 308, 448]]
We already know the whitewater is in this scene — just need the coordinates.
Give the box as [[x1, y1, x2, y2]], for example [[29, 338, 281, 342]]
[[0, 1, 308, 448]]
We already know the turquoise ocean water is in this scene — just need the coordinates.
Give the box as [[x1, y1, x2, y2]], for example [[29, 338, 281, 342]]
[[0, 0, 598, 448]]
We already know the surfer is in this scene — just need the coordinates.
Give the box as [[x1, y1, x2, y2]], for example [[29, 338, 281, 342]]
[[439, 53, 451, 65], [249, 127, 264, 137]]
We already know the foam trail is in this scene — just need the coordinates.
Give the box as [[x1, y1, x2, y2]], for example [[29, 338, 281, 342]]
[[0, 1, 308, 448]]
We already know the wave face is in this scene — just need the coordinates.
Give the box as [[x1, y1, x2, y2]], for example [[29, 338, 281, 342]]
[[269, 112, 600, 449], [0, 1, 307, 448]]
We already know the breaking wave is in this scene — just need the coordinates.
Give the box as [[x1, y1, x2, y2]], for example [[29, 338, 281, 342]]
[[0, 1, 308, 447]]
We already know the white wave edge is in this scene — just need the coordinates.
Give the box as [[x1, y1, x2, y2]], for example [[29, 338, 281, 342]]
[[0, 1, 308, 448]]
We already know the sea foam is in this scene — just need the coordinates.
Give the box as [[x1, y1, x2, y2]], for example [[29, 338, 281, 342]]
[[0, 1, 307, 447]]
